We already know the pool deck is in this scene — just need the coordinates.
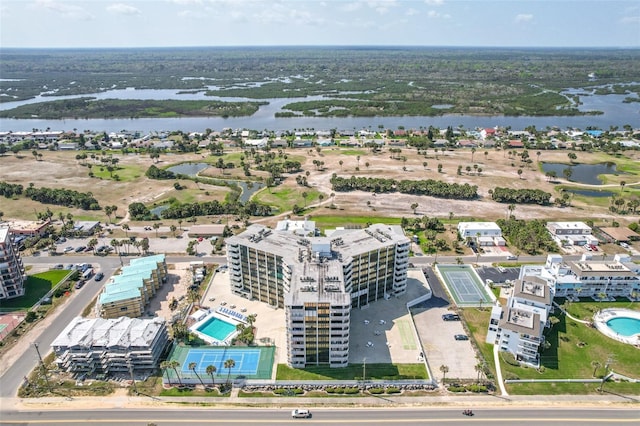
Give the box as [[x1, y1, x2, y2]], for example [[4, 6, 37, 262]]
[[593, 308, 640, 346], [189, 311, 242, 345]]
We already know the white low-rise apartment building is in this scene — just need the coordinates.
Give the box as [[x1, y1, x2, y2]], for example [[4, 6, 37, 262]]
[[226, 223, 410, 368], [457, 222, 505, 246], [546, 221, 598, 247], [487, 276, 552, 365], [51, 316, 169, 375], [521, 254, 640, 300]]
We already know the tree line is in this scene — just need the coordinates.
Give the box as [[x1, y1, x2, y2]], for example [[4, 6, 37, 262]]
[[330, 175, 478, 200], [128, 199, 272, 221], [0, 181, 100, 210], [490, 187, 552, 205]]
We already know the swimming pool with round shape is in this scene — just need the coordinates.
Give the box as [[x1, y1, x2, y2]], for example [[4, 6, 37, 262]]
[[196, 316, 237, 341], [606, 317, 640, 337]]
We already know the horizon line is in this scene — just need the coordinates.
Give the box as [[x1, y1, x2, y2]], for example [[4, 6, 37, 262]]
[[2, 44, 639, 50]]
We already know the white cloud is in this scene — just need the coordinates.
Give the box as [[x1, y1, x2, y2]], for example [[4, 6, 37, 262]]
[[169, 0, 202, 4], [424, 0, 444, 5], [426, 10, 450, 19], [620, 15, 640, 24], [367, 0, 399, 15], [515, 13, 533, 23], [405, 8, 419, 16], [107, 3, 141, 15], [34, 0, 94, 19], [341, 2, 363, 13]]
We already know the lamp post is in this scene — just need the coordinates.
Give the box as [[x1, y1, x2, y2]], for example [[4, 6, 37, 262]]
[[362, 357, 366, 383]]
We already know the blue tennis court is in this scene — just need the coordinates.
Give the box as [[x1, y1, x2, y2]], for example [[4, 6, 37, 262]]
[[182, 348, 261, 375]]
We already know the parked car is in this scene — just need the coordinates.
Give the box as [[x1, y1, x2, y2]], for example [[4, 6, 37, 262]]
[[454, 334, 469, 341], [589, 244, 598, 251], [53, 264, 64, 270], [620, 242, 629, 249], [74, 280, 86, 289], [63, 246, 74, 253], [75, 246, 86, 253], [291, 409, 311, 418], [506, 255, 517, 260], [442, 313, 460, 321], [94, 272, 105, 281]]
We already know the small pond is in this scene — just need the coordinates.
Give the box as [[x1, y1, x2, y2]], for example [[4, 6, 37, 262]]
[[150, 205, 169, 216], [165, 162, 265, 203], [565, 189, 614, 198], [541, 162, 623, 185], [167, 162, 210, 176]]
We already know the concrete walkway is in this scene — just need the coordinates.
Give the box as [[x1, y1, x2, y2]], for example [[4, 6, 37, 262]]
[[493, 345, 509, 396], [4, 392, 638, 412]]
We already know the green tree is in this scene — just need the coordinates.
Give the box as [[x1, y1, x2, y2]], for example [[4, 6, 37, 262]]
[[224, 358, 236, 385], [169, 360, 183, 386], [439, 364, 449, 385], [206, 364, 217, 388], [189, 362, 206, 388]]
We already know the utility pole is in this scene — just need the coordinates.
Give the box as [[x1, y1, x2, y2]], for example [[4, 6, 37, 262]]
[[128, 359, 138, 395], [33, 342, 51, 392]]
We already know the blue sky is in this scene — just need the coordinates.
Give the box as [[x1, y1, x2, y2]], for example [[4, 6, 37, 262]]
[[1, 0, 639, 48]]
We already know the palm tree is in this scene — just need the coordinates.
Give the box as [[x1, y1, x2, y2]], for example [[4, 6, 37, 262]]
[[169, 360, 183, 386], [206, 364, 217, 388], [224, 358, 236, 385], [189, 362, 206, 388], [170, 224, 177, 237], [439, 364, 449, 385], [474, 363, 484, 384], [591, 360, 601, 377], [160, 361, 172, 386], [411, 203, 418, 215], [153, 223, 160, 237], [122, 223, 130, 237]]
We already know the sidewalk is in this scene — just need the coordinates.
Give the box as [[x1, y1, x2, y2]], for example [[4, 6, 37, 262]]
[[4, 392, 638, 412]]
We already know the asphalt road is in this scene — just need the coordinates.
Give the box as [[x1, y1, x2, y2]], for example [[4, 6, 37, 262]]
[[1, 407, 638, 425]]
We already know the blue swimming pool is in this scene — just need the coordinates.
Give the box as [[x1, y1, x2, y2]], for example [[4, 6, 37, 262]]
[[196, 316, 237, 341], [606, 317, 640, 337]]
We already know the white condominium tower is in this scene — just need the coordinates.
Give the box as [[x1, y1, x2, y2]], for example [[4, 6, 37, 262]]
[[0, 227, 26, 300], [226, 223, 410, 368]]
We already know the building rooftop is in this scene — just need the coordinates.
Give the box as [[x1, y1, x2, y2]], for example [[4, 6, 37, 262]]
[[569, 260, 634, 277], [51, 316, 165, 349], [500, 307, 541, 336], [513, 276, 551, 305]]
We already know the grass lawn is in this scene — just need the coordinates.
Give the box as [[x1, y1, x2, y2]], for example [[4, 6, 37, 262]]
[[0, 270, 69, 311], [312, 215, 403, 230], [276, 363, 427, 381], [254, 187, 323, 213], [462, 301, 640, 395], [90, 164, 144, 182]]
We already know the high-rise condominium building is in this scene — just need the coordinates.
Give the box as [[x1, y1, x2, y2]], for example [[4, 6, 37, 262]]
[[226, 223, 410, 368], [0, 227, 26, 300]]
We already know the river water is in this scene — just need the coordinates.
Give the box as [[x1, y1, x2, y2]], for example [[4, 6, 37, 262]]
[[0, 86, 638, 133]]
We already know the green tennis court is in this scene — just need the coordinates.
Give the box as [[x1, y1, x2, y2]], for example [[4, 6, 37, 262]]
[[436, 264, 492, 307]]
